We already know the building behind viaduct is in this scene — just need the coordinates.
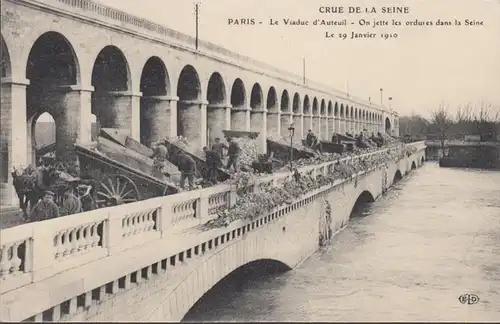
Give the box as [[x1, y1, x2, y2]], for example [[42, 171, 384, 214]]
[[0, 0, 399, 206]]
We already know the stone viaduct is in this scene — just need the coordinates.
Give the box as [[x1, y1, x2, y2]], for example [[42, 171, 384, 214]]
[[0, 0, 399, 207], [0, 142, 426, 322]]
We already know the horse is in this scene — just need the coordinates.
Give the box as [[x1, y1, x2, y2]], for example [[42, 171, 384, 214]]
[[11, 165, 67, 220]]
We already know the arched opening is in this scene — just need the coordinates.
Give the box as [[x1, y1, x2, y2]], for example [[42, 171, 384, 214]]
[[91, 45, 131, 138], [26, 31, 80, 165], [266, 86, 278, 136], [327, 101, 334, 138], [292, 93, 302, 136], [303, 95, 311, 133], [421, 156, 425, 164], [90, 113, 98, 141], [280, 90, 291, 137], [334, 102, 339, 117], [31, 112, 56, 165], [266, 87, 278, 112], [1, 35, 12, 185], [350, 190, 375, 218], [312, 97, 319, 135], [411, 161, 416, 170], [177, 65, 202, 146], [345, 105, 350, 134], [340, 104, 345, 134], [250, 83, 263, 132], [230, 78, 246, 131], [206, 72, 227, 145], [182, 259, 291, 322], [320, 99, 327, 139], [139, 56, 170, 146], [385, 117, 391, 134], [393, 170, 403, 183]]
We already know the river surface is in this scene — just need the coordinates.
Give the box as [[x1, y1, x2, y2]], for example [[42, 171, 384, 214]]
[[183, 162, 500, 322]]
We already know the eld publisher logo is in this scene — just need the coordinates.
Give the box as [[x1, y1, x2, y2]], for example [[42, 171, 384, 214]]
[[458, 293, 480, 305]]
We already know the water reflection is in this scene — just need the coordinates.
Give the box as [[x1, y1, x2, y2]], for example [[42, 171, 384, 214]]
[[184, 162, 500, 322]]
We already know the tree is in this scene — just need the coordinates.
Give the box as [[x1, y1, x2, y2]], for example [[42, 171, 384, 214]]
[[430, 103, 452, 155]]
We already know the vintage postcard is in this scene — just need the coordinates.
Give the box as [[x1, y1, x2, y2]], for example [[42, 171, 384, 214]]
[[1, 0, 499, 322]]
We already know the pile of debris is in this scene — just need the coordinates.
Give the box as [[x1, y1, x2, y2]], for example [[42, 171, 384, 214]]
[[202, 144, 409, 230], [221, 136, 259, 169]]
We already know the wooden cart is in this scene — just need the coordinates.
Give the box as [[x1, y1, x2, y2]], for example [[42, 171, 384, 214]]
[[75, 135, 179, 209]]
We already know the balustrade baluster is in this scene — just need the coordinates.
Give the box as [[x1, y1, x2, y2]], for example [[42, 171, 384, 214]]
[[62, 230, 71, 256], [70, 228, 79, 254], [91, 223, 99, 247], [77, 227, 86, 251], [84, 224, 92, 249], [55, 232, 64, 258], [0, 245, 11, 277], [146, 211, 153, 231], [10, 242, 22, 274]]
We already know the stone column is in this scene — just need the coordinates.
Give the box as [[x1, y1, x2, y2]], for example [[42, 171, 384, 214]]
[[334, 116, 340, 136], [280, 111, 293, 138], [328, 116, 334, 139], [303, 114, 313, 133], [1, 77, 29, 207], [95, 91, 142, 140], [52, 85, 94, 165], [177, 99, 208, 149], [312, 116, 321, 137], [250, 109, 267, 153], [141, 95, 178, 146], [266, 110, 280, 138], [230, 106, 249, 131], [319, 116, 325, 140], [207, 103, 229, 146], [293, 113, 304, 139]]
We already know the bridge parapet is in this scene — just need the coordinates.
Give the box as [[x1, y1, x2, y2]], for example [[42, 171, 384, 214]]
[[0, 144, 425, 297]]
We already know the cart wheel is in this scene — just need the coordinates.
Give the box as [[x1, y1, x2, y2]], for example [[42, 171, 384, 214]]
[[95, 175, 140, 208]]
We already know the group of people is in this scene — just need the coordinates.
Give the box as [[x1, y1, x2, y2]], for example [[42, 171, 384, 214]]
[[203, 137, 241, 184], [305, 129, 387, 151], [150, 137, 241, 190], [29, 184, 96, 223]]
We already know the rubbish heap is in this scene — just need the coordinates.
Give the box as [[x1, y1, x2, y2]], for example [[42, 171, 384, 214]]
[[202, 144, 409, 230], [221, 136, 258, 168]]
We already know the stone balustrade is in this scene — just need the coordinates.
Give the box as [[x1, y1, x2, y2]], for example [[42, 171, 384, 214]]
[[0, 143, 424, 295]]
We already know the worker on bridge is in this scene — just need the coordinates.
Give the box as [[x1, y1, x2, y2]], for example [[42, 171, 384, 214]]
[[211, 137, 227, 160], [176, 151, 196, 190], [59, 186, 82, 216], [29, 190, 59, 222], [226, 137, 240, 172], [77, 184, 96, 212], [151, 142, 169, 180], [203, 146, 222, 185]]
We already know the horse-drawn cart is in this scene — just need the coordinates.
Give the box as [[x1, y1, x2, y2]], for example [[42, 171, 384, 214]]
[[75, 135, 179, 209]]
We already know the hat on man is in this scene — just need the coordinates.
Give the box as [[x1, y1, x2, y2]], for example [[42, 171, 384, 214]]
[[44, 190, 55, 197]]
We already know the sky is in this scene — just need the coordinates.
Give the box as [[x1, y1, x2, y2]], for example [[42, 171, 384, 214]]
[[37, 0, 500, 122]]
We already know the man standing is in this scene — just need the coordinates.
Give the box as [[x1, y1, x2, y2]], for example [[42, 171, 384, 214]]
[[30, 190, 59, 222], [177, 151, 196, 190], [211, 137, 227, 160], [203, 146, 222, 185], [306, 129, 315, 147], [226, 137, 240, 172], [78, 184, 96, 212], [59, 187, 82, 216], [151, 142, 169, 180]]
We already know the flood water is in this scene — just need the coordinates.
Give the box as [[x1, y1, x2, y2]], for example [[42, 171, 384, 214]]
[[183, 162, 500, 322]]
